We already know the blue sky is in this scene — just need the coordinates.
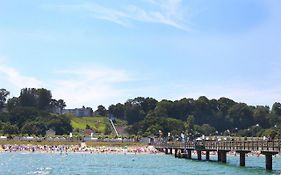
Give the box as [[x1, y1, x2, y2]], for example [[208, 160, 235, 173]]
[[0, 0, 281, 108]]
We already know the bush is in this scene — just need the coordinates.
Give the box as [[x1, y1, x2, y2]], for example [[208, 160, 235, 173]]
[[2, 123, 19, 135]]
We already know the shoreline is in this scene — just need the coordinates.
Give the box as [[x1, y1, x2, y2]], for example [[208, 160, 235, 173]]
[[0, 143, 160, 154], [1, 143, 280, 157]]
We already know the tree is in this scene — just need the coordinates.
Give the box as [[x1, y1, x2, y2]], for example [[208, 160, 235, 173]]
[[108, 103, 125, 119], [96, 105, 107, 116], [2, 123, 19, 135], [141, 111, 160, 132], [0, 89, 10, 110], [50, 99, 67, 114], [8, 107, 39, 128], [124, 102, 145, 124], [46, 115, 72, 135], [104, 122, 112, 135], [217, 97, 236, 113], [197, 124, 216, 136], [85, 124, 92, 130], [253, 106, 270, 128], [50, 99, 59, 112], [57, 99, 66, 112], [272, 102, 281, 116], [18, 88, 53, 111], [21, 122, 47, 136], [141, 97, 158, 113], [19, 88, 37, 107], [49, 99, 66, 114], [172, 98, 195, 121], [6, 97, 19, 112], [185, 115, 195, 134], [0, 112, 9, 123], [227, 103, 254, 129], [193, 96, 216, 125], [161, 118, 184, 136], [37, 88, 52, 110], [262, 128, 279, 139], [153, 105, 168, 118], [214, 97, 237, 131], [144, 124, 162, 136], [156, 100, 173, 118]]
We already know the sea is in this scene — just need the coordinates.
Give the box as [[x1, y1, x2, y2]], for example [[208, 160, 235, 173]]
[[0, 153, 280, 175]]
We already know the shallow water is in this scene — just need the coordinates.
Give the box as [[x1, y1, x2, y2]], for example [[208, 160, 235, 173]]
[[0, 153, 280, 175]]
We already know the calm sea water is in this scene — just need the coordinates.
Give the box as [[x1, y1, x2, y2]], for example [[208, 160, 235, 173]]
[[0, 153, 280, 175]]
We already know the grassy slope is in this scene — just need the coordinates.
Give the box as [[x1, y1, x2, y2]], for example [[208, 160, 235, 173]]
[[67, 114, 109, 133], [65, 114, 128, 134]]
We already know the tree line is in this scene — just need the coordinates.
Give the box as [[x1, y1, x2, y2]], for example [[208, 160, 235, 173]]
[[107, 96, 281, 138], [0, 88, 72, 136], [1, 87, 281, 138]]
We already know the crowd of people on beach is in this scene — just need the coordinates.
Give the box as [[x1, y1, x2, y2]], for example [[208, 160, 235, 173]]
[[0, 144, 159, 154], [1, 144, 280, 158]]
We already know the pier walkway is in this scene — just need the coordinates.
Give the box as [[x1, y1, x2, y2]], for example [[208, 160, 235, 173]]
[[155, 140, 281, 171]]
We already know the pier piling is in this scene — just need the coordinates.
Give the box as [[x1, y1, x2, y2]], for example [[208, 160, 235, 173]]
[[261, 151, 278, 171], [206, 151, 210, 161], [187, 150, 192, 159], [159, 139, 281, 171], [236, 151, 250, 167], [175, 149, 178, 158], [218, 150, 229, 163], [197, 151, 202, 160]]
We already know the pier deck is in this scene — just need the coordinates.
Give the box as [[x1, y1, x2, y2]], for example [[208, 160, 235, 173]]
[[156, 140, 281, 171]]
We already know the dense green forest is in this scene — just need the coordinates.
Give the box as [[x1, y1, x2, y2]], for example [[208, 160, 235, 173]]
[[0, 88, 72, 136], [1, 88, 281, 138], [109, 97, 281, 138]]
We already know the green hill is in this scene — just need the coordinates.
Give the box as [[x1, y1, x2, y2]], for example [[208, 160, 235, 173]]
[[66, 114, 128, 135], [67, 114, 110, 133]]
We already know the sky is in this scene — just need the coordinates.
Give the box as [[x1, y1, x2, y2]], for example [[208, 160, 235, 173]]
[[0, 0, 281, 109]]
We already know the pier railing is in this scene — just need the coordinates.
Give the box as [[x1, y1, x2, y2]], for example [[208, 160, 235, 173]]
[[155, 139, 281, 171], [156, 140, 281, 152]]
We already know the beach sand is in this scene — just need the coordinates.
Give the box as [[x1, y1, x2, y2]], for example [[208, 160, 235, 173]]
[[0, 143, 160, 155]]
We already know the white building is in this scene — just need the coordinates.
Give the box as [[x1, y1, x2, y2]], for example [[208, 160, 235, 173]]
[[62, 106, 93, 117]]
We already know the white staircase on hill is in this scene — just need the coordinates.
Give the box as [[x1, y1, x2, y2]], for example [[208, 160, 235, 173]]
[[109, 119, 119, 137]]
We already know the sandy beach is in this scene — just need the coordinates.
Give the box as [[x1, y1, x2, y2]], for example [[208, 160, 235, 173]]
[[0, 143, 160, 154]]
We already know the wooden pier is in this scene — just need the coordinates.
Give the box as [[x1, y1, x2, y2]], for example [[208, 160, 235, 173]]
[[156, 140, 281, 171]]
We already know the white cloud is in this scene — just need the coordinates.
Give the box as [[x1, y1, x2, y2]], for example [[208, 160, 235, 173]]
[[52, 66, 133, 108], [1, 61, 279, 109], [0, 64, 43, 90], [0, 61, 133, 108], [48, 0, 190, 31]]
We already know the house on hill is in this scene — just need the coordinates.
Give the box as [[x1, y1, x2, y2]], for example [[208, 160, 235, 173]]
[[62, 106, 93, 117], [83, 129, 95, 136]]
